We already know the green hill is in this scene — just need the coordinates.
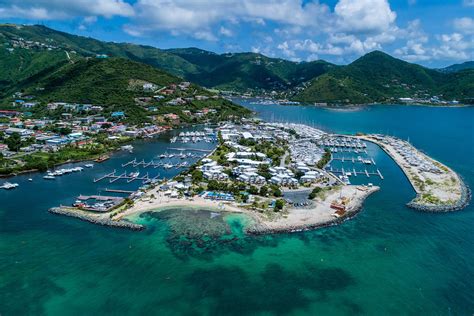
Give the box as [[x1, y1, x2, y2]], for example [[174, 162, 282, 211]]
[[0, 47, 71, 94], [295, 51, 473, 104], [439, 61, 474, 73], [167, 49, 335, 91], [0, 25, 333, 92], [0, 25, 471, 104], [15, 57, 177, 104], [2, 57, 251, 124]]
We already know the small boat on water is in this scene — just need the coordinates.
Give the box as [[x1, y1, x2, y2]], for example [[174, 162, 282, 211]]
[[121, 145, 134, 153], [95, 155, 110, 163], [43, 175, 55, 180], [85, 163, 94, 168], [1, 182, 19, 190], [28, 178, 33, 182]]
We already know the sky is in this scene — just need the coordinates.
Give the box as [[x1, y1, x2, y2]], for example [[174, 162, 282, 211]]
[[0, 0, 472, 67]]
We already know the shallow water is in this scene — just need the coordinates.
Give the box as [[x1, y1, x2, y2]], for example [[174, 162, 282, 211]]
[[1, 102, 473, 315]]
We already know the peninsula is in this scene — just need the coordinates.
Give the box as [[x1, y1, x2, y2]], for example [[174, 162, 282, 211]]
[[47, 118, 470, 233], [357, 134, 470, 211]]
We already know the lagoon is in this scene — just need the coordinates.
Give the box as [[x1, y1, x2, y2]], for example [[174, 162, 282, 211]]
[[1, 102, 473, 315]]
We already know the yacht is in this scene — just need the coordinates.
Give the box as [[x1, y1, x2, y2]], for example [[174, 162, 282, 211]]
[[1, 182, 19, 190], [121, 145, 134, 153], [85, 164, 94, 168], [43, 175, 56, 180]]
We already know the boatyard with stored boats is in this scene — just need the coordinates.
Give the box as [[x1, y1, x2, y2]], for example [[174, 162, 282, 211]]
[[357, 134, 471, 211]]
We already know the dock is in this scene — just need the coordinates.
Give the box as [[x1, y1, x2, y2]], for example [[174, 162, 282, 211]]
[[94, 170, 116, 183], [328, 167, 384, 179], [77, 195, 123, 201], [168, 147, 212, 153], [377, 169, 384, 180], [94, 170, 160, 184], [120, 158, 190, 169], [105, 189, 135, 194]]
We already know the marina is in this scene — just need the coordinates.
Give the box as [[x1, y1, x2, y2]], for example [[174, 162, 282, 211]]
[[1, 101, 473, 315], [93, 170, 161, 184], [172, 130, 217, 144]]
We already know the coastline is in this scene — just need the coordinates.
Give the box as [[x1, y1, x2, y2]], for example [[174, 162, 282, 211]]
[[49, 207, 145, 231], [113, 185, 379, 235], [357, 135, 470, 212]]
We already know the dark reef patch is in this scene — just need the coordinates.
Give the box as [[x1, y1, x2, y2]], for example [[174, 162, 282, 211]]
[[184, 263, 356, 315]]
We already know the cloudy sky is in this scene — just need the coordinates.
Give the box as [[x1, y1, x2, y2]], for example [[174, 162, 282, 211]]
[[0, 0, 472, 67]]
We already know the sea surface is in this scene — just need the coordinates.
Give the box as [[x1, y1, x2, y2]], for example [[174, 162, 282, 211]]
[[1, 101, 473, 315]]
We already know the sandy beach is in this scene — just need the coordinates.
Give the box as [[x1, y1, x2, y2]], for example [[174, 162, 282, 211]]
[[114, 184, 379, 234]]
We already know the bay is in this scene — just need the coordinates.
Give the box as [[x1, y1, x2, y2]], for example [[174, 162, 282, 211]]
[[1, 101, 473, 315]]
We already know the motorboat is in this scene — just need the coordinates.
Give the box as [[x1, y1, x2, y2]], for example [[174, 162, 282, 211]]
[[1, 182, 19, 189]]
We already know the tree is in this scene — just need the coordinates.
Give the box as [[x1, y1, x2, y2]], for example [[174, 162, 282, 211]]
[[274, 199, 285, 212], [5, 132, 22, 152], [207, 180, 221, 191], [259, 185, 268, 196], [191, 169, 203, 183], [59, 127, 72, 135], [257, 164, 271, 180], [317, 149, 331, 169], [248, 185, 259, 195], [273, 187, 282, 197], [309, 186, 323, 199]]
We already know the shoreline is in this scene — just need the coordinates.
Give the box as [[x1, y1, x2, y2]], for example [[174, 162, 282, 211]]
[[113, 185, 379, 235], [357, 135, 470, 212], [49, 207, 145, 231]]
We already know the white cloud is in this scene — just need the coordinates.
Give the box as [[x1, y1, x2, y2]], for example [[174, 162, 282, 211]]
[[453, 17, 474, 35], [219, 26, 233, 37], [277, 41, 295, 57], [78, 16, 98, 30], [194, 31, 217, 42], [433, 33, 473, 60], [463, 0, 474, 6], [123, 0, 331, 40], [334, 0, 396, 34], [0, 0, 134, 20]]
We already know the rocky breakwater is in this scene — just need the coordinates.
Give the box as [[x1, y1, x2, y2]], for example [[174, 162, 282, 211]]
[[49, 207, 145, 231], [407, 177, 471, 212], [357, 134, 470, 212]]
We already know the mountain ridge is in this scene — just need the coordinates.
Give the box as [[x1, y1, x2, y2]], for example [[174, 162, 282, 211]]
[[1, 24, 472, 104]]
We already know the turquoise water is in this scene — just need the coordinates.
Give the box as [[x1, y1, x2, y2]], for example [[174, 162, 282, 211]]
[[1, 102, 473, 315]]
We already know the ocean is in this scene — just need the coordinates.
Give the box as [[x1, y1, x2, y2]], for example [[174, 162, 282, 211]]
[[0, 101, 473, 315]]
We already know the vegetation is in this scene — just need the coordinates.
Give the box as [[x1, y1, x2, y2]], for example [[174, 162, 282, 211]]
[[308, 187, 323, 200], [316, 148, 332, 169], [274, 199, 285, 212], [5, 132, 21, 151], [295, 51, 474, 104], [0, 136, 125, 175], [1, 25, 471, 105]]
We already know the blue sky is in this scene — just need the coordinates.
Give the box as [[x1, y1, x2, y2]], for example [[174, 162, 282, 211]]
[[0, 0, 472, 67]]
